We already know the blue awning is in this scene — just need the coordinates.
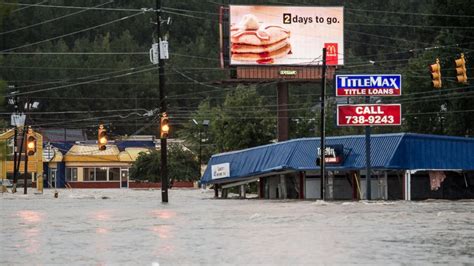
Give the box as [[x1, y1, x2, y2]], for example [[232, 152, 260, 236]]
[[201, 133, 474, 184]]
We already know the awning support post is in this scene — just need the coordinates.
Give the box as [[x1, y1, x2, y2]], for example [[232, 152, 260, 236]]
[[404, 171, 411, 201]]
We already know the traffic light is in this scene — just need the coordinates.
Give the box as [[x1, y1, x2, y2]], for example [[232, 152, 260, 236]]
[[430, 58, 442, 89], [98, 124, 107, 150], [160, 112, 170, 139], [26, 128, 37, 156], [455, 53, 468, 84]]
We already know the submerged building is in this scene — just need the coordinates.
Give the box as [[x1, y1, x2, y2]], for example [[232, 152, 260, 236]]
[[201, 133, 474, 200], [1, 129, 194, 189]]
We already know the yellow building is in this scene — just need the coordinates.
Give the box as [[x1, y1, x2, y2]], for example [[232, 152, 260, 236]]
[[0, 129, 43, 185], [1, 129, 156, 189], [49, 143, 150, 188]]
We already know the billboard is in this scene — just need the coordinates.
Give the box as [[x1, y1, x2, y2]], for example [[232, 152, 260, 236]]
[[336, 74, 402, 97], [337, 104, 402, 126], [229, 5, 344, 66]]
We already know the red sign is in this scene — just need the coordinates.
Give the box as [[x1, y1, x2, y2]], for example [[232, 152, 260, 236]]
[[337, 104, 401, 126], [325, 43, 338, 65]]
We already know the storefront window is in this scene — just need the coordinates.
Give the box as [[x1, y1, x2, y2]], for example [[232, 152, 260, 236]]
[[84, 168, 95, 181], [81, 167, 127, 181], [66, 168, 78, 181], [109, 168, 120, 181], [96, 168, 107, 181]]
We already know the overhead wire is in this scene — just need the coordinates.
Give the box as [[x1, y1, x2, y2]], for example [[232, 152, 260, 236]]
[[9, 0, 48, 13], [1, 2, 152, 13], [10, 66, 157, 96], [1, 11, 146, 52], [0, 1, 114, 35]]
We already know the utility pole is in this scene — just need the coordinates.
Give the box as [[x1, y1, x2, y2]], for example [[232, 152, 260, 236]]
[[320, 48, 327, 200], [156, 0, 168, 203]]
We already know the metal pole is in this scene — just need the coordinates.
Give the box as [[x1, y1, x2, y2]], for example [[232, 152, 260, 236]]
[[277, 82, 289, 141], [12, 95, 19, 192], [23, 101, 31, 195], [365, 96, 371, 200], [15, 128, 25, 192], [320, 48, 327, 200], [198, 126, 202, 166], [23, 142, 28, 194], [157, 0, 168, 203]]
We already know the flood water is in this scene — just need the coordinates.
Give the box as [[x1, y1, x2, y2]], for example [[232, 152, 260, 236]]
[[1, 189, 473, 265]]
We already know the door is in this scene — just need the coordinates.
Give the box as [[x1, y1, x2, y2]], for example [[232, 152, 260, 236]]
[[120, 169, 129, 188], [50, 168, 57, 188]]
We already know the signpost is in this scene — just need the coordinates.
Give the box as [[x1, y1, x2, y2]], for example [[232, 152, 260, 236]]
[[335, 74, 402, 200]]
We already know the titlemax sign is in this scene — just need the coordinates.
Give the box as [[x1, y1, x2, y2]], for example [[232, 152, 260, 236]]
[[336, 74, 402, 96]]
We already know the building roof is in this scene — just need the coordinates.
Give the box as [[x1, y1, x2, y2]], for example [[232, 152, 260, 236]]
[[201, 133, 474, 184]]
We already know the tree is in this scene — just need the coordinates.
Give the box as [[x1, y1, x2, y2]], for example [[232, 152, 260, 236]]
[[180, 85, 275, 156], [129, 144, 199, 183]]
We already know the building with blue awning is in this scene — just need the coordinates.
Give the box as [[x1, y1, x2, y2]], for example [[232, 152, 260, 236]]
[[201, 133, 474, 200]]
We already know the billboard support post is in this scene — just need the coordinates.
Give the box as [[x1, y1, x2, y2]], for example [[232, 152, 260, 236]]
[[365, 96, 371, 200], [320, 48, 327, 200], [277, 82, 289, 141]]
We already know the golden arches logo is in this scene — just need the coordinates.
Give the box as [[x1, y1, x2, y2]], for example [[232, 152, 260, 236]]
[[326, 44, 337, 56]]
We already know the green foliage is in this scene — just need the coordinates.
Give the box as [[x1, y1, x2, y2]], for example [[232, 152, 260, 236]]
[[214, 85, 275, 151], [129, 144, 199, 183], [129, 150, 160, 182], [179, 85, 275, 158]]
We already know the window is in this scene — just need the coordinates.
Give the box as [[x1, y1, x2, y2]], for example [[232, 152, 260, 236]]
[[66, 168, 78, 181], [84, 168, 95, 181], [96, 168, 107, 181], [109, 168, 120, 181]]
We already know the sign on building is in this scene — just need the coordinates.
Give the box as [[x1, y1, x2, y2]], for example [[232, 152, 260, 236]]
[[316, 144, 344, 165], [336, 74, 402, 97], [228, 5, 344, 66], [337, 104, 402, 126], [211, 163, 230, 180]]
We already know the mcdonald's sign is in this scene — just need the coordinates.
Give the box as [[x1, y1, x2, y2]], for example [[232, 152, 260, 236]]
[[325, 43, 338, 65]]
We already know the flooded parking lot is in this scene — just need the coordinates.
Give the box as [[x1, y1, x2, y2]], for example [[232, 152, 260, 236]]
[[1, 189, 473, 265]]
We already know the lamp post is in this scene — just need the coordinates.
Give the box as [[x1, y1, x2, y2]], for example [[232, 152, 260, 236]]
[[193, 119, 210, 173]]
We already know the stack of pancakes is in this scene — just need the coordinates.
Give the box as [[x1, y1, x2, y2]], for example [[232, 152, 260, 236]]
[[231, 15, 291, 64]]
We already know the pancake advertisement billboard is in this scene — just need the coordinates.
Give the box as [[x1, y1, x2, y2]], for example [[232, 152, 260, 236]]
[[229, 5, 344, 66]]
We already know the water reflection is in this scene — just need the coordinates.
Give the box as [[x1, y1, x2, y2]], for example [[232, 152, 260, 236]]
[[92, 210, 112, 221], [150, 210, 176, 220], [15, 211, 43, 254], [17, 210, 43, 223], [151, 225, 171, 239], [96, 227, 109, 234]]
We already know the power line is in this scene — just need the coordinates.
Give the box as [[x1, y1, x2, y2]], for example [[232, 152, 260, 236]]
[[1, 2, 152, 13], [2, 11, 146, 52], [345, 22, 474, 30], [346, 7, 474, 18], [10, 67, 157, 96], [0, 52, 148, 55], [0, 1, 114, 35], [11, 64, 154, 90], [10, 0, 48, 13]]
